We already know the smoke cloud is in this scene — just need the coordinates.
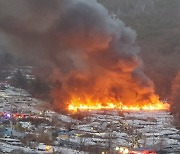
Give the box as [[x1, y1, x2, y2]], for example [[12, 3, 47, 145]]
[[0, 0, 157, 110], [171, 71, 180, 116]]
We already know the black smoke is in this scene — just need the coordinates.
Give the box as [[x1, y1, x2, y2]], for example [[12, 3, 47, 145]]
[[0, 0, 157, 110]]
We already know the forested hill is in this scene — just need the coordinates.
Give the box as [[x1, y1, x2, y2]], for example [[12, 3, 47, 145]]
[[99, 0, 180, 99]]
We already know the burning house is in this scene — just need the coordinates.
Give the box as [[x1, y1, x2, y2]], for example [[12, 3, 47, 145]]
[[0, 0, 179, 153], [0, 0, 169, 112]]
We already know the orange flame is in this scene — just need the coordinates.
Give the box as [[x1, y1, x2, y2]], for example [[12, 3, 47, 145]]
[[68, 96, 170, 112]]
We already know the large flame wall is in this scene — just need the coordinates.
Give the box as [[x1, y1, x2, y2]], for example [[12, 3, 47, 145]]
[[0, 0, 169, 111]]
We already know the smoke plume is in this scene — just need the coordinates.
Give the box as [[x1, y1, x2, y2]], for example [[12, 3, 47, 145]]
[[171, 71, 180, 118], [0, 0, 157, 110]]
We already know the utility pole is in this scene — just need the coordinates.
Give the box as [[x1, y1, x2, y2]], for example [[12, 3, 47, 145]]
[[151, 112, 155, 149], [107, 120, 113, 154]]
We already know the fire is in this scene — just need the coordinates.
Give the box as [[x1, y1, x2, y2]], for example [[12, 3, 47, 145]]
[[68, 96, 170, 112]]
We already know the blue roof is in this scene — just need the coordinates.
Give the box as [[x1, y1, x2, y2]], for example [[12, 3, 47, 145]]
[[0, 128, 24, 137], [56, 130, 71, 135], [0, 128, 12, 135]]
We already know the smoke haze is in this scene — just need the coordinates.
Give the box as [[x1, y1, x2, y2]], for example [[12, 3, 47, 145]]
[[171, 71, 180, 115], [0, 0, 158, 110]]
